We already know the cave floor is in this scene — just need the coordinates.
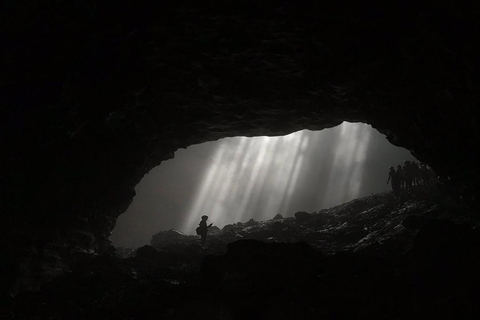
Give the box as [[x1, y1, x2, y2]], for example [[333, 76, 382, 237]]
[[6, 188, 480, 319]]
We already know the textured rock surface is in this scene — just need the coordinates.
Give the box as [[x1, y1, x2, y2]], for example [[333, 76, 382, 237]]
[[1, 0, 480, 296], [5, 189, 480, 319]]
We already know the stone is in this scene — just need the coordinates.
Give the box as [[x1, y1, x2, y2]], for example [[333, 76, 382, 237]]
[[135, 245, 161, 260], [294, 211, 312, 222], [244, 218, 258, 227], [151, 229, 192, 248], [272, 213, 283, 220], [202, 239, 325, 290], [207, 226, 221, 235]]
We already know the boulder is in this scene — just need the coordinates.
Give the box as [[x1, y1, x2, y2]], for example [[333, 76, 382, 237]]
[[202, 239, 325, 290], [208, 226, 221, 235], [272, 213, 283, 220], [135, 245, 161, 260], [151, 229, 192, 248], [294, 211, 311, 222], [407, 220, 480, 299], [244, 218, 258, 227]]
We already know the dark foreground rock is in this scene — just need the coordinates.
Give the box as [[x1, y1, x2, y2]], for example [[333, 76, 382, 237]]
[[5, 189, 480, 319]]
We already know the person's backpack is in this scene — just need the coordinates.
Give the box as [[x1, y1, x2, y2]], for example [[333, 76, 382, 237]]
[[196, 226, 201, 235]]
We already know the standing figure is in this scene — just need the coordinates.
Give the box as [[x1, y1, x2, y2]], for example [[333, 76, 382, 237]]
[[396, 164, 404, 191], [412, 162, 421, 186], [403, 161, 413, 190], [196, 215, 213, 247], [387, 166, 400, 197]]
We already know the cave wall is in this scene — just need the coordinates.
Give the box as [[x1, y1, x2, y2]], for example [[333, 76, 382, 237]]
[[1, 1, 479, 292]]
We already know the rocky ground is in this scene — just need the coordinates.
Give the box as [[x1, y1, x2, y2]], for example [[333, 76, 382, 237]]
[[5, 186, 480, 319]]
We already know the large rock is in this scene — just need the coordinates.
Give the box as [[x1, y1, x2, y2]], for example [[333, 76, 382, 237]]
[[202, 239, 325, 290], [405, 220, 480, 303], [294, 211, 312, 222], [150, 229, 193, 248], [199, 240, 340, 318]]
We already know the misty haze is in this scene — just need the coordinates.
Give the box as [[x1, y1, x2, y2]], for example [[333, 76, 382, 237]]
[[110, 122, 416, 248]]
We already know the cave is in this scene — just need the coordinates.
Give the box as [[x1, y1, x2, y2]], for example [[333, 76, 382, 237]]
[[2, 1, 480, 319]]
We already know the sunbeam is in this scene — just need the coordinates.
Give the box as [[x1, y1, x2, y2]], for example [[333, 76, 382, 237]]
[[321, 123, 373, 207], [182, 122, 374, 233], [182, 132, 306, 232]]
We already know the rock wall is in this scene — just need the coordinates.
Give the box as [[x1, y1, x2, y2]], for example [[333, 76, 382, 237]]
[[1, 1, 479, 292]]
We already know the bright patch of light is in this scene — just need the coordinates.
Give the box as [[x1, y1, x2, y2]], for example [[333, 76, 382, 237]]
[[182, 122, 372, 234], [320, 123, 372, 207], [183, 131, 309, 233]]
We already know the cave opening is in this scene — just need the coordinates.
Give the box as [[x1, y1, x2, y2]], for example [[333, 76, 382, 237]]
[[111, 121, 417, 248]]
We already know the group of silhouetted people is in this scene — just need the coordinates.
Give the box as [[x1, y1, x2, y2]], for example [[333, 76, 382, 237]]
[[387, 160, 437, 197]]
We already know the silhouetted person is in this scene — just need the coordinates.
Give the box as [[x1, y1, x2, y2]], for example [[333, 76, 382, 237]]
[[196, 215, 213, 247], [387, 166, 400, 197], [411, 161, 421, 186], [403, 160, 414, 190], [423, 164, 438, 187], [396, 164, 404, 191], [427, 165, 438, 186]]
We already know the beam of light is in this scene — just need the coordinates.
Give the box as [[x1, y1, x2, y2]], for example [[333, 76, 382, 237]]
[[111, 121, 418, 247], [228, 136, 274, 223], [320, 122, 372, 208], [181, 130, 309, 233], [276, 131, 308, 218], [182, 141, 231, 233], [182, 122, 374, 234]]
